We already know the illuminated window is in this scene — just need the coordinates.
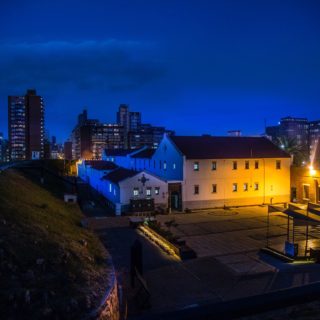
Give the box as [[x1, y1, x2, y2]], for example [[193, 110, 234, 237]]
[[245, 161, 249, 169], [194, 185, 199, 194], [155, 187, 160, 195], [255, 161, 259, 169], [243, 183, 248, 191], [194, 162, 199, 171], [254, 183, 259, 191], [233, 161, 237, 170], [146, 187, 152, 196], [173, 163, 176, 169], [212, 161, 217, 170], [233, 183, 238, 192], [276, 160, 281, 170], [163, 161, 167, 170], [212, 184, 217, 193], [109, 184, 112, 192], [133, 188, 139, 196]]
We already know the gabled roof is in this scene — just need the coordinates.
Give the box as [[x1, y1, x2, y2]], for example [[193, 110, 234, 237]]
[[130, 148, 156, 159], [102, 168, 138, 183], [170, 136, 291, 159], [84, 160, 118, 170]]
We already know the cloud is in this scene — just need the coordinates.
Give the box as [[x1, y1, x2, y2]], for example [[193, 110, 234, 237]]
[[0, 39, 165, 93]]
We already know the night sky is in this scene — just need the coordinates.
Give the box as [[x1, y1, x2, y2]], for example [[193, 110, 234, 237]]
[[1, 0, 320, 142]]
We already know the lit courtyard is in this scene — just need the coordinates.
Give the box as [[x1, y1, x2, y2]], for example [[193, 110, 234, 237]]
[[85, 205, 320, 316]]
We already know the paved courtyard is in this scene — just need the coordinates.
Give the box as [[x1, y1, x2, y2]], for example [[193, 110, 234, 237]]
[[85, 205, 320, 316]]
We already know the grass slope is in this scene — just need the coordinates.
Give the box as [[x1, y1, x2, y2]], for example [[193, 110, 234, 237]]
[[0, 169, 110, 319]]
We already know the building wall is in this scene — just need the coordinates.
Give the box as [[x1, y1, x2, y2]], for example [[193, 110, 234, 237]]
[[119, 171, 168, 209], [8, 96, 27, 160], [291, 167, 320, 204], [182, 158, 290, 209], [148, 134, 184, 181], [26, 93, 44, 159], [77, 161, 121, 204]]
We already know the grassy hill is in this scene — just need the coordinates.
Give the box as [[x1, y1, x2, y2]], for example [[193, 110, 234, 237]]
[[0, 169, 111, 319]]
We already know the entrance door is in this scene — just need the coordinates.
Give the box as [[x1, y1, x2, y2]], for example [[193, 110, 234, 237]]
[[168, 183, 182, 211], [171, 192, 179, 210]]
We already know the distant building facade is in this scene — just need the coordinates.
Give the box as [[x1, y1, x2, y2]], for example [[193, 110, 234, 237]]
[[0, 133, 9, 162], [68, 105, 173, 160], [266, 116, 320, 166], [69, 110, 125, 160], [8, 89, 45, 160]]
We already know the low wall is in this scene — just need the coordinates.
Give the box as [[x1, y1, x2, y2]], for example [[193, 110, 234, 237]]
[[88, 263, 120, 320], [97, 278, 120, 320], [183, 195, 289, 210]]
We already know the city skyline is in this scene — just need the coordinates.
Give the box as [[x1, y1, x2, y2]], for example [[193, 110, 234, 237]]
[[1, 1, 320, 142]]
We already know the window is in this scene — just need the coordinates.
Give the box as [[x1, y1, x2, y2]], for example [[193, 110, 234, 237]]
[[133, 188, 139, 196], [255, 160, 259, 169], [194, 161, 199, 171], [194, 185, 199, 194], [159, 160, 162, 169], [233, 183, 238, 192], [254, 183, 259, 191], [146, 187, 152, 196], [163, 161, 167, 170], [233, 161, 237, 170], [276, 160, 281, 170], [155, 187, 160, 195], [243, 183, 248, 191], [303, 184, 310, 200], [109, 183, 112, 192], [173, 163, 176, 169], [212, 161, 217, 171], [245, 161, 249, 169], [212, 184, 217, 193]]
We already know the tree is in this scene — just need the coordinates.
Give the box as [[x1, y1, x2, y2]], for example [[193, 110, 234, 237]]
[[276, 136, 308, 166]]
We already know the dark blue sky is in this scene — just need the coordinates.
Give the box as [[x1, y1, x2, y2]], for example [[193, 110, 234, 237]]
[[1, 0, 320, 142]]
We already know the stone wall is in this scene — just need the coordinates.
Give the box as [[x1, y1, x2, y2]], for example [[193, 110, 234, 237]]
[[88, 269, 120, 320], [97, 278, 120, 320]]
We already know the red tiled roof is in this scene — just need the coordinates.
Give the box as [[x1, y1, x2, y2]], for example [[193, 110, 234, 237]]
[[170, 136, 291, 159], [102, 168, 138, 183]]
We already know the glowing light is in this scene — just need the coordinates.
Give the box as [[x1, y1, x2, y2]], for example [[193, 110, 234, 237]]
[[309, 165, 316, 176], [139, 225, 180, 260]]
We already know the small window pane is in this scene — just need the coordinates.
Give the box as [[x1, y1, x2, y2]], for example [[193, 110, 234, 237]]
[[212, 184, 217, 193], [212, 161, 217, 170], [194, 185, 199, 194], [233, 183, 238, 192], [194, 162, 199, 171], [233, 161, 237, 170], [133, 188, 139, 196]]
